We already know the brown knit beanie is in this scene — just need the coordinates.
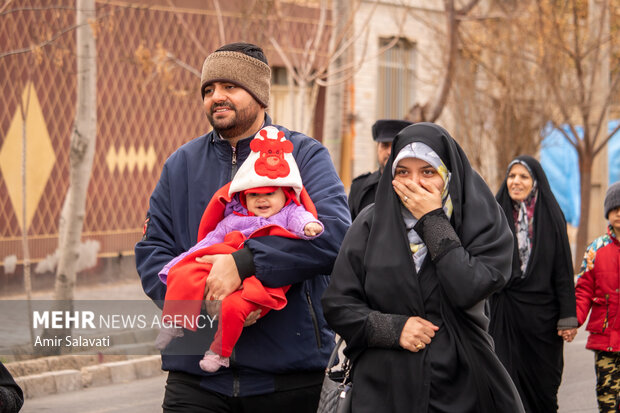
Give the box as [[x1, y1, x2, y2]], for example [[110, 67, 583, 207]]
[[604, 181, 620, 218], [200, 51, 271, 107]]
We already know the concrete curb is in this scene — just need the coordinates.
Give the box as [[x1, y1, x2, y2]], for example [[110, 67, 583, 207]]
[[14, 355, 163, 399]]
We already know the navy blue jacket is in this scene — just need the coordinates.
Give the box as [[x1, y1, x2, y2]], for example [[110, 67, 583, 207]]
[[135, 115, 351, 396]]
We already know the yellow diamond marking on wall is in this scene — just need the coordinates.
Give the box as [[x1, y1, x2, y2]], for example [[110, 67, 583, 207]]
[[105, 144, 157, 173], [0, 82, 56, 230]]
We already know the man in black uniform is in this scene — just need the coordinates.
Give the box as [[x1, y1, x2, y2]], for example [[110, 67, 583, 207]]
[[348, 119, 412, 220]]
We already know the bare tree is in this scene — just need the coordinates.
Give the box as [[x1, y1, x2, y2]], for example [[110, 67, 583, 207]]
[[404, 0, 480, 123], [36, 0, 98, 353], [454, 1, 550, 187], [524, 0, 618, 268], [457, 0, 620, 268], [53, 0, 97, 305], [18, 80, 35, 344]]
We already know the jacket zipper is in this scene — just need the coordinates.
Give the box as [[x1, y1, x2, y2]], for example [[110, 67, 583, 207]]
[[232, 367, 240, 397], [231, 347, 240, 397], [306, 291, 322, 348], [603, 294, 610, 332], [230, 144, 238, 179], [612, 287, 619, 330]]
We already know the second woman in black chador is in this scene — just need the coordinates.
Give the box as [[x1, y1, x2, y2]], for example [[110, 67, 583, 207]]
[[322, 122, 524, 412], [490, 155, 577, 413]]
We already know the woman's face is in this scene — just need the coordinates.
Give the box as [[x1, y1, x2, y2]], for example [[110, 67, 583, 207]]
[[394, 157, 444, 193], [506, 163, 534, 202]]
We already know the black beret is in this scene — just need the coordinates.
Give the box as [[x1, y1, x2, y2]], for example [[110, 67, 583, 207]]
[[372, 119, 413, 142]]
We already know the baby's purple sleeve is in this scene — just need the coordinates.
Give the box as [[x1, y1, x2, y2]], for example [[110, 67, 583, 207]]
[[157, 220, 231, 284], [158, 251, 188, 284], [287, 204, 324, 240]]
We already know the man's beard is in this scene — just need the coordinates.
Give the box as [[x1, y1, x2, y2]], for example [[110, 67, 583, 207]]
[[207, 100, 261, 140]]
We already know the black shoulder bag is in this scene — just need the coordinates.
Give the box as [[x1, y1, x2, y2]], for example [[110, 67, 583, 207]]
[[316, 337, 352, 413]]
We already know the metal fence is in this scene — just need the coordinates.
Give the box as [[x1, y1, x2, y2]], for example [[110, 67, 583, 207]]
[[0, 0, 330, 266]]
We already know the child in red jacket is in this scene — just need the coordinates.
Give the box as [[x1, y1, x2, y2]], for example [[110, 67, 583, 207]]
[[575, 181, 620, 412]]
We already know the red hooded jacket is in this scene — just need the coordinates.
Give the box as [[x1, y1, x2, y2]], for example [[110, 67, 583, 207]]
[[576, 226, 620, 352]]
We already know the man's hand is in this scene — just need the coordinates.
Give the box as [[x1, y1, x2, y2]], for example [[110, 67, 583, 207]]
[[197, 254, 242, 301]]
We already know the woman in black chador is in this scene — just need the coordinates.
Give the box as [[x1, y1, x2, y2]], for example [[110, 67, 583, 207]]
[[322, 122, 524, 413], [490, 155, 578, 413]]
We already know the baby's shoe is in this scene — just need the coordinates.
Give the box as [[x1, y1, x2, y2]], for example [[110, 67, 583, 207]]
[[199, 350, 230, 372]]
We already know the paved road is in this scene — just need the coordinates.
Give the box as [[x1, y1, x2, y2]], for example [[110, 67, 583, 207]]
[[558, 327, 598, 413], [20, 374, 166, 413]]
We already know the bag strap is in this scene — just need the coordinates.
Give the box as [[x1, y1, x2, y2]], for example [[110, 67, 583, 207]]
[[326, 337, 351, 386], [326, 337, 344, 370]]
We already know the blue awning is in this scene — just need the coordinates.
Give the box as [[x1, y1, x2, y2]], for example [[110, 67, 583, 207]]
[[540, 120, 620, 226]]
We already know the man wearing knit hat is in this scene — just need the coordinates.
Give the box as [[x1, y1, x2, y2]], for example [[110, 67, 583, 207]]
[[575, 181, 620, 412], [348, 119, 412, 220], [135, 42, 350, 412]]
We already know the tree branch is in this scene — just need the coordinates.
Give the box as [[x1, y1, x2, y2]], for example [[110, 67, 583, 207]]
[[0, 22, 80, 59], [165, 0, 210, 57], [0, 5, 75, 16], [456, 0, 479, 16]]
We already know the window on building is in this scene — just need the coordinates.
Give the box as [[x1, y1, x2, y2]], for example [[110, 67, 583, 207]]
[[270, 66, 291, 126], [377, 37, 416, 119], [269, 66, 322, 138]]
